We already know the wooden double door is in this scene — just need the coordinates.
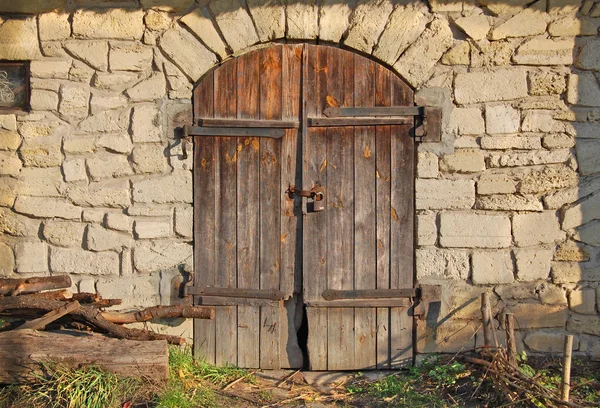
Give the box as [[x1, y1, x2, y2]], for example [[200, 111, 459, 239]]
[[192, 44, 414, 370]]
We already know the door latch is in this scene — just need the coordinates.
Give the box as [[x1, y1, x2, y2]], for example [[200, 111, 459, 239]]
[[286, 185, 326, 212]]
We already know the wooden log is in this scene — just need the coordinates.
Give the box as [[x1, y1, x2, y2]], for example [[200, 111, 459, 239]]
[[505, 312, 517, 367], [17, 301, 80, 330], [71, 293, 122, 307], [0, 329, 168, 383], [561, 334, 574, 402], [0, 275, 71, 296], [481, 293, 492, 348], [12, 289, 73, 301], [101, 305, 215, 324]]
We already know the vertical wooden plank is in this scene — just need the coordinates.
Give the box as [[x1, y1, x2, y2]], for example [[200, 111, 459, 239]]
[[353, 53, 377, 370], [194, 70, 216, 364], [259, 45, 283, 369], [280, 44, 303, 369], [326, 47, 355, 371], [214, 59, 238, 366], [389, 74, 414, 368], [236, 51, 260, 369], [374, 64, 392, 369], [304, 45, 328, 370]]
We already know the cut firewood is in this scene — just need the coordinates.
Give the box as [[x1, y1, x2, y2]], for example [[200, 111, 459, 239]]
[[0, 329, 168, 383], [0, 275, 72, 296], [16, 289, 73, 301], [101, 305, 215, 324], [16, 301, 81, 331]]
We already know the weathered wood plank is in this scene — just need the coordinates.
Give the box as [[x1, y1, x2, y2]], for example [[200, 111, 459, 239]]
[[353, 53, 377, 370], [194, 69, 216, 364], [236, 50, 261, 369], [307, 307, 327, 370], [214, 59, 238, 366], [0, 330, 168, 383], [259, 45, 283, 369]]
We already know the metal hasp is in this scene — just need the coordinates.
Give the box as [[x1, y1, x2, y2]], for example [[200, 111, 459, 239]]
[[320, 105, 442, 142], [287, 185, 326, 212]]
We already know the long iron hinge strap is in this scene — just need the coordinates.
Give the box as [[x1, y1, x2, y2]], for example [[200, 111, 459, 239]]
[[323, 106, 425, 117], [183, 125, 285, 138], [307, 117, 412, 127], [322, 288, 417, 300], [185, 286, 285, 300]]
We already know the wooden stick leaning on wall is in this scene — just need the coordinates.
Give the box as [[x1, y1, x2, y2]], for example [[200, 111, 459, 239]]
[[505, 313, 517, 368], [561, 334, 574, 402], [481, 293, 492, 348]]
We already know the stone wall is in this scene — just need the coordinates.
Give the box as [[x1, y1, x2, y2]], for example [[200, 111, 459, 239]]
[[0, 0, 599, 357]]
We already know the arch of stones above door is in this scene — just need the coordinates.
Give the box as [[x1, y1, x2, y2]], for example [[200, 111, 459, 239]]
[[190, 44, 416, 371]]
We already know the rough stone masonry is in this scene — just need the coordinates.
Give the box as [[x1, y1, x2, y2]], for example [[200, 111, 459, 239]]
[[0, 0, 599, 359]]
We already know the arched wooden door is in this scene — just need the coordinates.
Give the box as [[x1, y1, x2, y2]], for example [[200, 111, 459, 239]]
[[192, 44, 414, 370]]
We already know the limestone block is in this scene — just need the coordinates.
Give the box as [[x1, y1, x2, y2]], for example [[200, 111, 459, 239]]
[[209, 0, 259, 52], [159, 26, 217, 82], [127, 205, 173, 217], [472, 251, 514, 284], [0, 152, 21, 176], [0, 242, 14, 275], [439, 212, 511, 248], [569, 288, 596, 314], [485, 105, 519, 134], [548, 0, 585, 16], [318, 0, 352, 43], [567, 315, 600, 336], [105, 212, 132, 232], [575, 220, 600, 246], [30, 60, 71, 79], [525, 331, 579, 352], [43, 221, 85, 247], [480, 136, 541, 150], [96, 274, 160, 309], [72, 9, 144, 40], [93, 72, 140, 91], [133, 241, 192, 273], [470, 38, 519, 68], [513, 212, 565, 247], [490, 9, 548, 40], [0, 114, 16, 131], [144, 10, 171, 31], [537, 282, 568, 305], [67, 179, 131, 208], [415, 179, 475, 210], [528, 71, 566, 96], [16, 167, 64, 198], [14, 242, 47, 273], [39, 12, 71, 41], [247, 0, 285, 42], [416, 248, 469, 280], [519, 166, 578, 195], [96, 133, 133, 154], [506, 303, 568, 328], [174, 206, 192, 238], [79, 108, 130, 133], [555, 241, 589, 262], [82, 209, 105, 223], [542, 134, 574, 149], [90, 94, 128, 115], [62, 158, 87, 182], [30, 90, 59, 111], [125, 73, 166, 102], [416, 152, 438, 179], [576, 38, 600, 72], [20, 136, 62, 168], [86, 225, 132, 251], [78, 278, 96, 294], [551, 262, 600, 284], [86, 154, 133, 181], [132, 105, 162, 142], [17, 120, 59, 139], [439, 149, 485, 173], [576, 139, 600, 176], [476, 194, 543, 211], [59, 84, 90, 122], [285, 0, 318, 40], [134, 220, 170, 239], [0, 177, 16, 206], [344, 0, 394, 54], [514, 248, 552, 281], [64, 136, 95, 154], [0, 208, 40, 237], [417, 320, 479, 353], [416, 213, 437, 246], [140, 0, 194, 12], [563, 192, 600, 230], [454, 14, 490, 41], [132, 171, 193, 204], [429, 0, 476, 12], [455, 69, 528, 104], [14, 196, 80, 220], [513, 37, 574, 66], [373, 6, 427, 65], [394, 18, 453, 88], [0, 18, 42, 60], [109, 42, 153, 72], [131, 144, 168, 174], [64, 41, 109, 71], [50, 247, 120, 275], [0, 130, 21, 150], [180, 7, 228, 58], [549, 16, 600, 36], [488, 149, 571, 168], [441, 41, 470, 66], [447, 107, 484, 135], [477, 174, 516, 195]]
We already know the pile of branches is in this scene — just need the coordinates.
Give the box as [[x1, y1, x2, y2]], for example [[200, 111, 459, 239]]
[[0, 275, 214, 345]]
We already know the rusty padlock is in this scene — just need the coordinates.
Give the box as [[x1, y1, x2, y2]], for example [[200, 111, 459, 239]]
[[311, 185, 325, 212]]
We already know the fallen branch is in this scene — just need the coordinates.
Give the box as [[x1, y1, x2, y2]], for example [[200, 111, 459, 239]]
[[101, 305, 214, 324], [17, 301, 80, 331], [0, 275, 72, 296], [222, 370, 257, 391]]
